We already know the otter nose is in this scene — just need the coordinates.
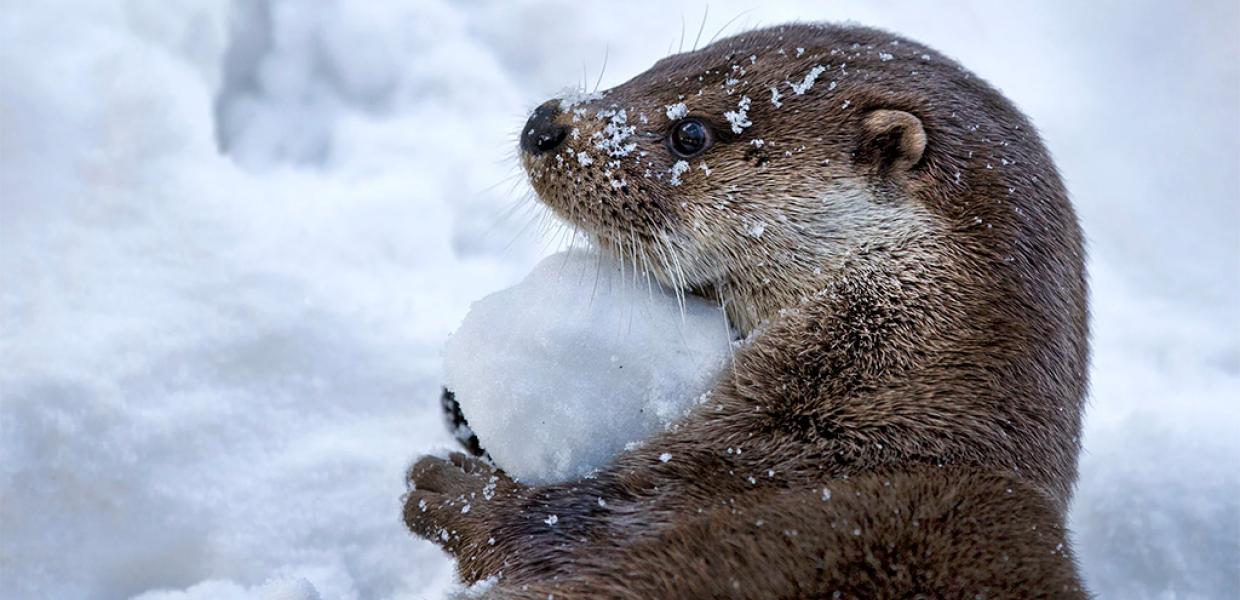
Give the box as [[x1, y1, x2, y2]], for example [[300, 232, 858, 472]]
[[521, 101, 568, 155]]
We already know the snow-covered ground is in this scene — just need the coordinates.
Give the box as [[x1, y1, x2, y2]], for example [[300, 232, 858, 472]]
[[1, 1, 1236, 598]]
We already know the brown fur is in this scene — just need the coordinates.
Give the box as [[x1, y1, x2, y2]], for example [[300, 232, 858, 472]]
[[465, 466, 1084, 599], [405, 23, 1089, 597]]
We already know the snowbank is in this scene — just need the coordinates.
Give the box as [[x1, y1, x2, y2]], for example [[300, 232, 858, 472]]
[[1, 1, 1235, 599]]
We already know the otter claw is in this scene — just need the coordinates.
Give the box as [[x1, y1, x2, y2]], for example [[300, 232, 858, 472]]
[[408, 454, 482, 495]]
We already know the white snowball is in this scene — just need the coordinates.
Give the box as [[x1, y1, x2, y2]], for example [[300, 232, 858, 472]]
[[443, 250, 735, 484]]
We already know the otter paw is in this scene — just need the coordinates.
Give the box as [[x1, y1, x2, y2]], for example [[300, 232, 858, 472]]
[[403, 453, 518, 553]]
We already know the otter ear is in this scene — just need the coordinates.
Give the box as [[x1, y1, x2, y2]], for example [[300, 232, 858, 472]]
[[859, 109, 926, 174]]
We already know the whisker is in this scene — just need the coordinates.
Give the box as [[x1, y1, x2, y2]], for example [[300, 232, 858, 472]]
[[717, 282, 740, 372], [692, 5, 710, 51], [678, 13, 686, 53], [664, 233, 691, 320], [501, 200, 544, 252], [588, 241, 604, 309], [477, 170, 524, 196], [484, 193, 533, 238], [709, 9, 754, 45], [593, 45, 610, 92]]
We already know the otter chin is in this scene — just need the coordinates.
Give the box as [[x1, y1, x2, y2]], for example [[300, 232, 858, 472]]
[[408, 22, 1088, 598]]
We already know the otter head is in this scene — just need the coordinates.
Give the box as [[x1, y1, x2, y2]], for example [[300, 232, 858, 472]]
[[519, 24, 1084, 350], [518, 26, 951, 333]]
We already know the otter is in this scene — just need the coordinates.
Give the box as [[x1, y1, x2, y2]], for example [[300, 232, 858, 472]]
[[406, 23, 1088, 597]]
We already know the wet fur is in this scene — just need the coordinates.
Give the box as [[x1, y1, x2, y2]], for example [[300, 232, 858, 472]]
[[406, 23, 1088, 597], [471, 467, 1084, 599]]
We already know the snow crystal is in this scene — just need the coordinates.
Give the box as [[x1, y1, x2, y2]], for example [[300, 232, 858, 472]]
[[769, 86, 783, 108], [443, 251, 734, 484], [659, 452, 673, 463], [669, 160, 691, 186], [723, 95, 753, 134], [665, 102, 688, 120], [592, 108, 638, 157], [788, 65, 827, 95], [559, 89, 605, 110]]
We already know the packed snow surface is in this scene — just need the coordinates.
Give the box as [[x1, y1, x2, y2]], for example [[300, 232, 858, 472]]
[[1, 1, 1236, 599], [443, 251, 733, 484]]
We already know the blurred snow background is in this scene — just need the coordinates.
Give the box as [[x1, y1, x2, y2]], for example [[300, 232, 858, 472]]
[[1, 0, 1236, 598]]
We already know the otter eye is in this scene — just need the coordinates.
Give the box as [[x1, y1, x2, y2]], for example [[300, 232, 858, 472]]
[[668, 119, 712, 158]]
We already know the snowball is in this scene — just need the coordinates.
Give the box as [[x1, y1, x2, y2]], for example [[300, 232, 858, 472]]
[[443, 250, 734, 484]]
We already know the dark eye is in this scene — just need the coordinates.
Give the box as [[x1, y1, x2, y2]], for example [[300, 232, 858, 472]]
[[667, 119, 712, 158]]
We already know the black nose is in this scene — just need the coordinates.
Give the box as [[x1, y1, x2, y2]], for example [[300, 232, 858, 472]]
[[521, 101, 568, 155]]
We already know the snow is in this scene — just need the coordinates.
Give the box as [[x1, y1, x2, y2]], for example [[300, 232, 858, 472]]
[[669, 159, 691, 185], [591, 108, 638, 158], [442, 251, 733, 484], [724, 95, 753, 134], [133, 578, 321, 600], [1, 1, 1236, 599], [788, 65, 828, 95]]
